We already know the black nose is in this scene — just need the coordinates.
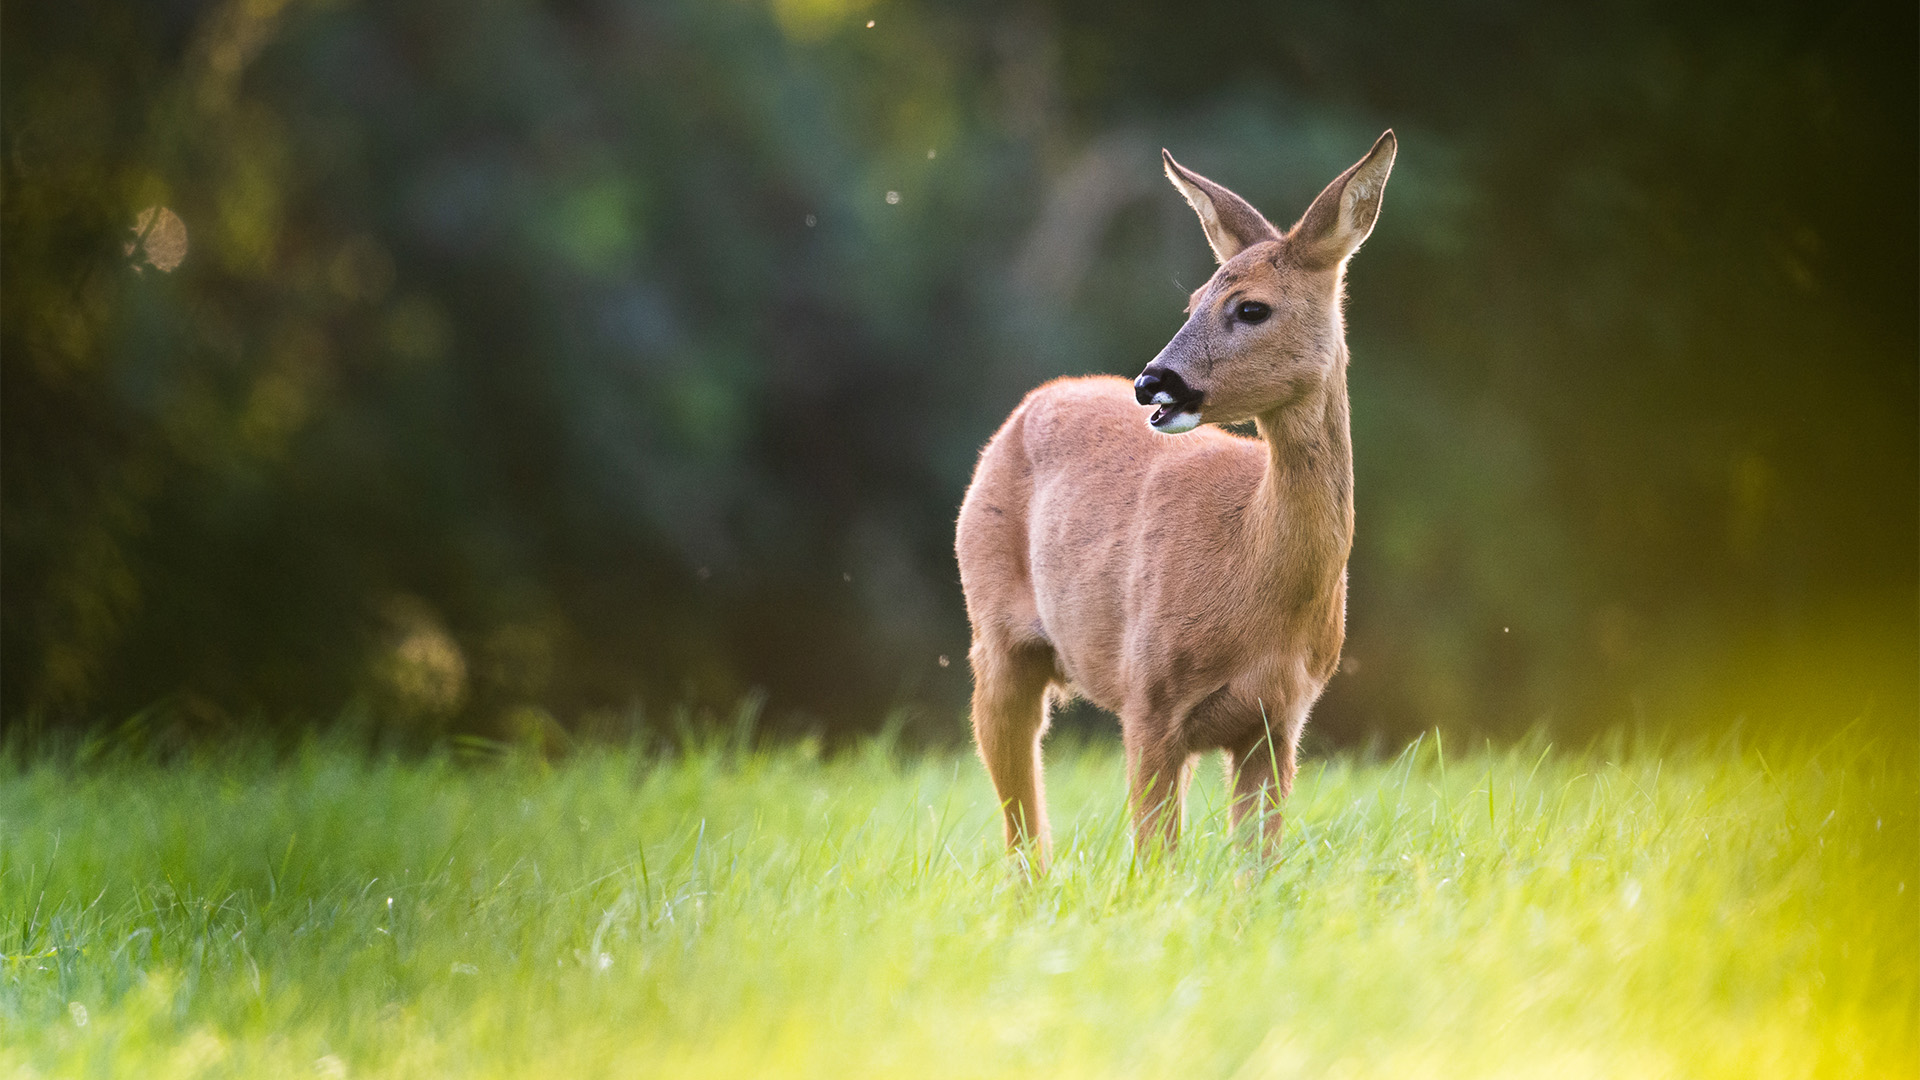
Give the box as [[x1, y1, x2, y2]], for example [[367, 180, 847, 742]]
[[1134, 367, 1165, 405], [1134, 366, 1192, 406]]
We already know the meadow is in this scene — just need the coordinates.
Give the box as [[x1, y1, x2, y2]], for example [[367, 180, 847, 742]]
[[3, 723, 1914, 1078]]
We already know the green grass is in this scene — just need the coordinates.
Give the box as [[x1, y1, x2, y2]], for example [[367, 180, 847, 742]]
[[3, 726, 1915, 1078]]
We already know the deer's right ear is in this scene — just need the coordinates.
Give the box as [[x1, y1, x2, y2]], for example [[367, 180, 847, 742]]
[[1163, 150, 1280, 264], [1287, 130, 1397, 269]]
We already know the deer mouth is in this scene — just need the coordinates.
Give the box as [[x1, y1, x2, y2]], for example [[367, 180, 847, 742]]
[[1147, 395, 1204, 434], [1136, 365, 1205, 433]]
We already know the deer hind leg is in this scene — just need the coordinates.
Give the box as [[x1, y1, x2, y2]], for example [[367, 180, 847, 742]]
[[969, 639, 1058, 869], [1227, 726, 1298, 854]]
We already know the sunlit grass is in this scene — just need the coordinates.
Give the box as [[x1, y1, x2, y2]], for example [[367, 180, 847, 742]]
[[3, 725, 1914, 1078]]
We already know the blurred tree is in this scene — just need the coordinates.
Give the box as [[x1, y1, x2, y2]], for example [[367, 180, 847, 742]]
[[3, 0, 1912, 742]]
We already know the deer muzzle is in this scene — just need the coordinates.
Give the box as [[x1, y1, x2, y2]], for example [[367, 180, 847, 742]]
[[1134, 365, 1203, 433]]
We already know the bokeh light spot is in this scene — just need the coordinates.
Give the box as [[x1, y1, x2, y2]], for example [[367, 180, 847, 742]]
[[128, 206, 189, 272]]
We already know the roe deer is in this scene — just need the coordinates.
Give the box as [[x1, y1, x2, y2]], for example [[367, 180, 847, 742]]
[[957, 131, 1396, 867]]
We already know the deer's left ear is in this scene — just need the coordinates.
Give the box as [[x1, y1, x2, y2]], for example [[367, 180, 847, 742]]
[[1162, 150, 1281, 264], [1289, 130, 1396, 269]]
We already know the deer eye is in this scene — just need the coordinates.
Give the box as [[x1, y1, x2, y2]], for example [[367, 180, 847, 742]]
[[1236, 300, 1271, 324]]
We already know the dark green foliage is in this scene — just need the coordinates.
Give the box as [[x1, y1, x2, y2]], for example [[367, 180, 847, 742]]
[[3, 1, 1913, 741]]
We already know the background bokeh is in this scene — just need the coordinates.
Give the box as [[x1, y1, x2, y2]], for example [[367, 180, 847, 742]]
[[4, 0, 1914, 746]]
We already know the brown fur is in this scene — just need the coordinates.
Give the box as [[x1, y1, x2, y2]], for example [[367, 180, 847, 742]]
[[957, 132, 1396, 866]]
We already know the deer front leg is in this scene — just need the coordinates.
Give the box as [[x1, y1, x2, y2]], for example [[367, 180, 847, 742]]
[[1125, 729, 1192, 857], [1227, 727, 1297, 855]]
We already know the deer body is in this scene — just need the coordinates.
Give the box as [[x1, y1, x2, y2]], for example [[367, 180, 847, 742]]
[[957, 132, 1395, 863]]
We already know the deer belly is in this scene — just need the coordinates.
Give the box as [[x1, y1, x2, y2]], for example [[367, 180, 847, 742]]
[[1026, 564, 1131, 709]]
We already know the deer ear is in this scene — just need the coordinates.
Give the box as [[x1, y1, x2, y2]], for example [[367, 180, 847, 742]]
[[1162, 150, 1281, 264], [1288, 130, 1397, 269]]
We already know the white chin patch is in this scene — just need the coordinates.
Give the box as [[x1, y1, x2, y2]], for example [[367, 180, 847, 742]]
[[1149, 408, 1202, 434]]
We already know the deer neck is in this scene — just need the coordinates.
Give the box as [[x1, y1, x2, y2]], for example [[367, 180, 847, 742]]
[[1248, 354, 1355, 616]]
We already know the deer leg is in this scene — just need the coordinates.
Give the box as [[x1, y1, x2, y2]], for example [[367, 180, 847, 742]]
[[1126, 732, 1191, 857], [969, 640, 1057, 870], [1227, 727, 1297, 854]]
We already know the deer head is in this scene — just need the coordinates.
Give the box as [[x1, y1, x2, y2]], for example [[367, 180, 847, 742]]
[[1135, 130, 1396, 432]]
